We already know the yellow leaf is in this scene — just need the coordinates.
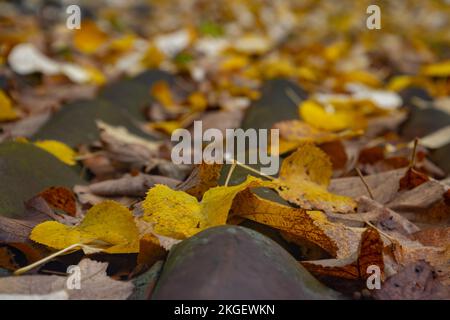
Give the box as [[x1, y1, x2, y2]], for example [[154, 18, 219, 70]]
[[142, 175, 272, 239], [150, 80, 175, 109], [275, 143, 356, 213], [387, 75, 415, 92], [232, 189, 362, 259], [299, 100, 365, 132], [73, 20, 108, 54], [30, 201, 139, 254], [421, 60, 450, 77], [0, 90, 18, 121], [34, 140, 77, 166], [187, 92, 208, 111], [219, 55, 249, 72], [141, 45, 165, 68]]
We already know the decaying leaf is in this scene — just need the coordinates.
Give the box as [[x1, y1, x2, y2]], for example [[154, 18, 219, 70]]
[[39, 187, 77, 217], [232, 189, 362, 258], [301, 228, 384, 293], [176, 163, 223, 199], [274, 143, 356, 213], [299, 100, 366, 132], [373, 261, 449, 300], [0, 259, 134, 300]]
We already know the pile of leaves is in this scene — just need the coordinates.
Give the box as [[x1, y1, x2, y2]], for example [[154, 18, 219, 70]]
[[0, 0, 449, 299]]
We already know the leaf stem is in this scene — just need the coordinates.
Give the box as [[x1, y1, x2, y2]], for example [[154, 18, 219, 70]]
[[355, 168, 374, 200]]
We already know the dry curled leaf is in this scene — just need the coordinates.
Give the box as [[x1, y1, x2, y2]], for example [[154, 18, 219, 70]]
[[232, 189, 362, 259], [0, 259, 133, 300], [302, 228, 384, 293], [176, 163, 223, 199]]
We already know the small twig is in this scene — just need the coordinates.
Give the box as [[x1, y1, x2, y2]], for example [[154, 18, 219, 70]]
[[409, 138, 419, 168], [231, 159, 275, 181], [74, 151, 105, 161], [14, 243, 82, 275], [224, 162, 237, 187], [285, 88, 302, 105], [355, 168, 396, 243], [40, 270, 69, 276], [355, 168, 374, 200]]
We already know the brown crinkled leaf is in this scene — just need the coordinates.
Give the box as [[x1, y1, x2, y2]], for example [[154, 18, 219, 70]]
[[357, 196, 420, 237], [39, 186, 77, 217], [387, 180, 450, 226], [275, 143, 356, 213], [302, 228, 384, 293], [398, 168, 430, 191], [176, 163, 223, 199], [329, 168, 406, 204], [86, 173, 180, 197], [232, 189, 362, 258], [0, 259, 134, 299], [97, 120, 161, 172], [373, 261, 449, 300], [413, 227, 450, 248], [390, 239, 450, 286]]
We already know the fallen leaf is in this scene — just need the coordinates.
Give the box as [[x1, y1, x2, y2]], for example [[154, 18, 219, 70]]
[[30, 201, 139, 254], [39, 187, 77, 217], [33, 140, 77, 166], [176, 163, 223, 199], [373, 261, 449, 300], [299, 100, 366, 132], [73, 21, 108, 54], [142, 175, 272, 239], [232, 189, 362, 258], [301, 228, 384, 293], [275, 143, 356, 213], [329, 168, 406, 204], [273, 120, 361, 154], [86, 173, 180, 197], [0, 90, 18, 122], [0, 259, 133, 299], [398, 168, 430, 191]]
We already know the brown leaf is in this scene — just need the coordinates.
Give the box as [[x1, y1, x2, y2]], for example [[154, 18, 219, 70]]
[[0, 259, 134, 299], [232, 189, 362, 258], [413, 227, 450, 248], [398, 168, 430, 191], [176, 163, 223, 199], [87, 173, 180, 197], [302, 228, 384, 293], [329, 168, 406, 204], [373, 261, 449, 300], [39, 186, 77, 217]]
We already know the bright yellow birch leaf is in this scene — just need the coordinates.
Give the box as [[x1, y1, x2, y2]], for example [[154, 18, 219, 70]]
[[150, 80, 176, 109], [421, 60, 450, 77], [34, 140, 77, 166], [275, 143, 356, 213], [299, 100, 365, 131], [30, 201, 139, 254], [187, 92, 208, 111], [142, 175, 273, 239], [232, 189, 362, 259], [73, 20, 108, 54], [0, 90, 18, 121]]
